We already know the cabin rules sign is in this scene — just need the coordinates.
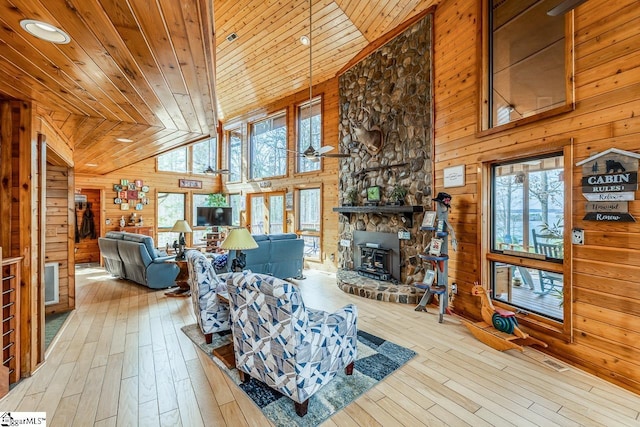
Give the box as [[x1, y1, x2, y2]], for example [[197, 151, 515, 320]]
[[576, 148, 639, 222]]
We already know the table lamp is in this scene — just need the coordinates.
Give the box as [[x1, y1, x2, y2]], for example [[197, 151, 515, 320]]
[[220, 227, 258, 272], [171, 220, 192, 260]]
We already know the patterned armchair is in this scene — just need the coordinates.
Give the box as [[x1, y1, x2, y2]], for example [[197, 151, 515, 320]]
[[226, 272, 358, 416], [186, 250, 233, 343]]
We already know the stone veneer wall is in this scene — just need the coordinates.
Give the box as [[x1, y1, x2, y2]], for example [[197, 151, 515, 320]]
[[337, 14, 433, 285]]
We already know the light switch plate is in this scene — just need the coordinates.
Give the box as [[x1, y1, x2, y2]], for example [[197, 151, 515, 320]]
[[572, 228, 584, 245]]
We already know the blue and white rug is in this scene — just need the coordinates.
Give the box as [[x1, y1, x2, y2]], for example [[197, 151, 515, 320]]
[[181, 324, 416, 427]]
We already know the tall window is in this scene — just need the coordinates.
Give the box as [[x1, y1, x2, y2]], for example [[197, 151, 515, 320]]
[[157, 147, 187, 172], [227, 129, 242, 182], [297, 97, 321, 173], [228, 194, 242, 226], [192, 138, 217, 175], [249, 112, 287, 179], [157, 192, 186, 248], [489, 154, 565, 322], [298, 188, 321, 259], [487, 0, 567, 129]]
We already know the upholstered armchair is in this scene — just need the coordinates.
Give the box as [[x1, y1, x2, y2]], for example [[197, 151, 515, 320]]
[[226, 272, 358, 416], [185, 250, 233, 343]]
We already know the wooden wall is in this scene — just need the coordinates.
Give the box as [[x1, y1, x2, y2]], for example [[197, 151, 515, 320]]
[[433, 0, 640, 393], [222, 77, 341, 272], [45, 165, 75, 314], [75, 160, 223, 243]]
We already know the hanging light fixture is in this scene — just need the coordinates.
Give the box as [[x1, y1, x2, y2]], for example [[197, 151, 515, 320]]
[[305, 0, 314, 158]]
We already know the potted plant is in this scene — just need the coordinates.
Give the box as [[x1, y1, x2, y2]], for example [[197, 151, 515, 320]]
[[388, 185, 407, 205], [343, 188, 358, 206]]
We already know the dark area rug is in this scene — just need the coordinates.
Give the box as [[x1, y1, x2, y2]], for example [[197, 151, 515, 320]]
[[181, 324, 416, 427], [45, 311, 71, 350]]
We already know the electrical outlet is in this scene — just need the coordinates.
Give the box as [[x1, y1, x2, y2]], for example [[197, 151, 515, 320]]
[[451, 283, 458, 294], [572, 228, 584, 245], [398, 231, 411, 240]]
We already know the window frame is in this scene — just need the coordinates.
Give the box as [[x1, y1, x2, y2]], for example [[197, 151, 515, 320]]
[[480, 141, 572, 340], [156, 147, 188, 173], [479, 0, 575, 136], [248, 110, 288, 180], [296, 187, 322, 261], [296, 96, 323, 174], [226, 128, 243, 183], [156, 191, 187, 249], [191, 138, 217, 175]]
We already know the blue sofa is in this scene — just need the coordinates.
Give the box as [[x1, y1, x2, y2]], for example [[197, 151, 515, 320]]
[[227, 233, 304, 279], [98, 231, 179, 289]]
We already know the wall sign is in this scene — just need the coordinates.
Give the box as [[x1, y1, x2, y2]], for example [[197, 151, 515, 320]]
[[179, 179, 202, 189], [576, 148, 640, 222], [443, 165, 465, 188]]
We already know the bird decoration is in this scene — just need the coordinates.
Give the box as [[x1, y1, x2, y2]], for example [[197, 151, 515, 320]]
[[471, 283, 528, 339]]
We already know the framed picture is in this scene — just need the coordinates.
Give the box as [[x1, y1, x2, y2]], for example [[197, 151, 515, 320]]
[[114, 197, 122, 204], [135, 179, 143, 188], [429, 238, 443, 256], [366, 186, 381, 203], [128, 183, 136, 191], [141, 185, 150, 193], [424, 269, 436, 286], [118, 191, 127, 199], [127, 190, 139, 200], [120, 203, 130, 211], [421, 211, 437, 228], [443, 164, 465, 188], [120, 179, 128, 186], [135, 203, 143, 210], [113, 184, 122, 192]]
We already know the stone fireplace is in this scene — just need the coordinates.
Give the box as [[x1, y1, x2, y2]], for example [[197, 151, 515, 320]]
[[333, 13, 433, 304]]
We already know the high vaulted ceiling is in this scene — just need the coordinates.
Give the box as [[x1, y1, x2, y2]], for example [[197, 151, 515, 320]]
[[0, 0, 437, 175]]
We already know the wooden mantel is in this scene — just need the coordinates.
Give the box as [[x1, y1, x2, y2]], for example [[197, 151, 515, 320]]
[[333, 205, 424, 227]]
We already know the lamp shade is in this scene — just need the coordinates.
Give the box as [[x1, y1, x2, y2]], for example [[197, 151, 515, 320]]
[[220, 228, 258, 250], [171, 220, 192, 233]]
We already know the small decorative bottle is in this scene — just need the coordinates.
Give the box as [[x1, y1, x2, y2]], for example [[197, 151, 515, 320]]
[[119, 215, 126, 227]]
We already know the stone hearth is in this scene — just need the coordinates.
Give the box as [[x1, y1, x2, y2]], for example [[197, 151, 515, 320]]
[[337, 270, 425, 305]]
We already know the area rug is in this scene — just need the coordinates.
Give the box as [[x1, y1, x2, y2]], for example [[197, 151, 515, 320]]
[[45, 311, 72, 350], [181, 324, 416, 427]]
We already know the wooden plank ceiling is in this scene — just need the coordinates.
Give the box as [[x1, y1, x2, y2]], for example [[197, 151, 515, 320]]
[[0, 0, 437, 174]]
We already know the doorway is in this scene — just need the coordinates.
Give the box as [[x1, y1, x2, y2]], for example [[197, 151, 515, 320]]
[[247, 192, 285, 234], [74, 188, 101, 264]]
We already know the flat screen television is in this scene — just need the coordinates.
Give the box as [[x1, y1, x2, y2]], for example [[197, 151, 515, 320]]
[[196, 206, 232, 226]]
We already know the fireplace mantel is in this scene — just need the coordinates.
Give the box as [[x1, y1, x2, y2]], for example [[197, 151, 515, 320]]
[[333, 205, 424, 227]]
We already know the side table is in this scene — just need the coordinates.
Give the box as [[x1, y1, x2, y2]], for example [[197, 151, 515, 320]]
[[165, 258, 190, 297], [212, 293, 236, 368]]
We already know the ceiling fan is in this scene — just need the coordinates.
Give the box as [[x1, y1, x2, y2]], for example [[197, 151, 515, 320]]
[[291, 0, 352, 163], [203, 166, 230, 175], [294, 145, 351, 162]]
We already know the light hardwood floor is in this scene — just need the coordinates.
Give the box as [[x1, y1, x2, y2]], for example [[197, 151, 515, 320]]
[[2, 267, 640, 426]]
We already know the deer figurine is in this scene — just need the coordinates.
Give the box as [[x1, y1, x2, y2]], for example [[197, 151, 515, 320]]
[[471, 283, 528, 339], [349, 107, 383, 154]]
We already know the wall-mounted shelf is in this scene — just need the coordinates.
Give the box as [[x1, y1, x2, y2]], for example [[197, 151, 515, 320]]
[[333, 205, 424, 227]]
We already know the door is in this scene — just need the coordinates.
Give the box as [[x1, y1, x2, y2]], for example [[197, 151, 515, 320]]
[[247, 192, 285, 234]]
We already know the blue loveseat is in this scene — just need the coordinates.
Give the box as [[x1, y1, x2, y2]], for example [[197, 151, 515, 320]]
[[226, 233, 304, 279], [98, 231, 179, 289]]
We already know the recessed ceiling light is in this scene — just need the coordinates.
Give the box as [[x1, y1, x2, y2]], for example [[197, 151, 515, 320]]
[[20, 19, 70, 44], [226, 33, 238, 42], [86, 163, 98, 167], [116, 138, 134, 143], [300, 35, 310, 46]]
